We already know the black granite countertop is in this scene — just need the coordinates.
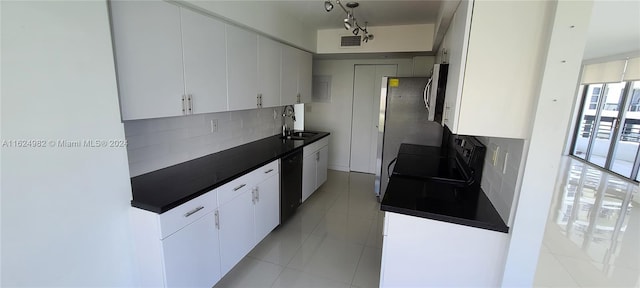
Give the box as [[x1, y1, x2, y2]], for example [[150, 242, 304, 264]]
[[130, 131, 330, 213], [380, 143, 508, 233]]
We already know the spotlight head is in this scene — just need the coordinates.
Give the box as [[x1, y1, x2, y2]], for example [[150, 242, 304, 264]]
[[352, 28, 359, 35], [367, 34, 374, 41], [324, 1, 333, 12], [343, 18, 351, 30]]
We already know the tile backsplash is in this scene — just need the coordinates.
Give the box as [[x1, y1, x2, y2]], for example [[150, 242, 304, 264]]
[[476, 137, 525, 226], [124, 108, 284, 177]]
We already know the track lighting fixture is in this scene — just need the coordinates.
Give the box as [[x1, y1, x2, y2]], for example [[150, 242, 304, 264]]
[[324, 1, 333, 12], [324, 0, 373, 43]]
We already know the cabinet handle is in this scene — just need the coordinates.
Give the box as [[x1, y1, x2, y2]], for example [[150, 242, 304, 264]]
[[264, 169, 274, 174], [233, 184, 246, 191], [214, 210, 220, 230], [184, 206, 204, 218], [257, 94, 261, 108], [251, 189, 256, 204], [316, 152, 319, 161], [181, 95, 186, 114], [297, 93, 301, 103], [256, 187, 260, 202], [187, 94, 193, 114]]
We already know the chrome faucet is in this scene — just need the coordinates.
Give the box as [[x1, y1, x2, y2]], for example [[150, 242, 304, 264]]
[[282, 105, 296, 136]]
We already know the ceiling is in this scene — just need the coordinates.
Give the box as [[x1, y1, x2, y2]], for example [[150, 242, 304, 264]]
[[583, 0, 640, 60], [272, 1, 443, 30], [264, 1, 640, 61]]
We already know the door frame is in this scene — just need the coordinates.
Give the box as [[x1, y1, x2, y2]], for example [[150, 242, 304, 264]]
[[348, 64, 398, 173]]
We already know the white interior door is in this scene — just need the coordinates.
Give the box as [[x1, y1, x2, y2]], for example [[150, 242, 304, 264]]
[[350, 65, 397, 173]]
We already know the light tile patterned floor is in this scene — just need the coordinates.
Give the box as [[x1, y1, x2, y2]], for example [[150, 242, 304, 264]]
[[214, 171, 382, 288], [534, 157, 639, 288]]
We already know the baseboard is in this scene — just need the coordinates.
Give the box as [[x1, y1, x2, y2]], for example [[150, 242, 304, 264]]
[[328, 165, 349, 172]]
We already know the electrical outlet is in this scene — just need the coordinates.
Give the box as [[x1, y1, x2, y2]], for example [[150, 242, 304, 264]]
[[210, 119, 218, 133]]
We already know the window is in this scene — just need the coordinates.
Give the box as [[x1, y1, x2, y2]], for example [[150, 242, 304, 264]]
[[571, 81, 640, 181]]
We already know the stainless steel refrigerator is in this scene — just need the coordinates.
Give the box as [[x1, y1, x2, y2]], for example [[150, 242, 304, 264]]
[[374, 77, 444, 198]]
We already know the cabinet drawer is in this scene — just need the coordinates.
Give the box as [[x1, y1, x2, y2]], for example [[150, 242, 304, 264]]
[[303, 136, 329, 157], [253, 160, 279, 184], [218, 160, 279, 206], [159, 189, 218, 239], [217, 172, 258, 206]]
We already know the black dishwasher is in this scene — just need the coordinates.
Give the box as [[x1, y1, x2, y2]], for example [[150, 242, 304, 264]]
[[280, 149, 302, 224]]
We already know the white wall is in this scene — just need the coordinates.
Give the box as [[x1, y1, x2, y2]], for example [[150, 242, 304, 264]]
[[1, 1, 135, 286], [501, 1, 593, 285], [412, 56, 436, 77], [306, 58, 424, 171], [181, 0, 317, 52], [317, 24, 435, 54], [125, 108, 284, 177]]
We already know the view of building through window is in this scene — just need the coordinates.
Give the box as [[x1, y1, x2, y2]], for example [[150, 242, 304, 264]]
[[572, 80, 640, 181]]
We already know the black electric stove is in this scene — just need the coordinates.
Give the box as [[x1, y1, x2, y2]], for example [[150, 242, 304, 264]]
[[391, 133, 486, 188], [380, 129, 508, 233]]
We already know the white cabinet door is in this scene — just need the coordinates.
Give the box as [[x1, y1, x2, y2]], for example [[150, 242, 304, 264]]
[[162, 212, 221, 288], [258, 36, 281, 108], [110, 1, 185, 120], [456, 1, 548, 138], [302, 153, 315, 203], [180, 8, 227, 114], [281, 45, 299, 105], [227, 25, 258, 110], [442, 0, 472, 132], [218, 188, 254, 275], [298, 50, 313, 103], [316, 145, 329, 188], [254, 175, 280, 243]]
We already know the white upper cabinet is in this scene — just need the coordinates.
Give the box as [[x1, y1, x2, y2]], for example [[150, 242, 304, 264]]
[[298, 50, 313, 103], [110, 1, 185, 120], [180, 8, 227, 114], [226, 25, 259, 111], [442, 0, 472, 133], [258, 36, 282, 108], [281, 45, 299, 105], [281, 46, 313, 105], [443, 0, 550, 139], [112, 1, 312, 118]]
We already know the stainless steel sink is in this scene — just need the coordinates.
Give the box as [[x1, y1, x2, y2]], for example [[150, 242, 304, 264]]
[[280, 131, 318, 141], [291, 131, 317, 138]]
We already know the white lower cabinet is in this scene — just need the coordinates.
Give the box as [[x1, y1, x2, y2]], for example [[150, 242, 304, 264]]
[[131, 160, 280, 287], [380, 212, 508, 287], [218, 184, 255, 275], [254, 174, 280, 243], [302, 154, 316, 203], [218, 160, 279, 274], [130, 190, 220, 288], [162, 212, 221, 287], [302, 137, 329, 202]]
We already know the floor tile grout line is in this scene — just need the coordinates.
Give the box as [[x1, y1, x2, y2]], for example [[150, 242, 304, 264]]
[[549, 247, 588, 287], [348, 241, 368, 287]]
